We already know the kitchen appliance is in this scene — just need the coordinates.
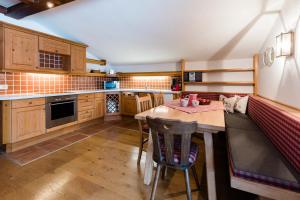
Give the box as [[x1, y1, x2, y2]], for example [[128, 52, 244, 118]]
[[46, 95, 77, 129], [104, 81, 120, 89]]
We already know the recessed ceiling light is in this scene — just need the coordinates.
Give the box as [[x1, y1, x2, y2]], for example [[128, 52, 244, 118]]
[[46, 2, 54, 8]]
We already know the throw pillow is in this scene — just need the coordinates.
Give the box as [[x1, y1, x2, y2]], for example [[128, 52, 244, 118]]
[[223, 96, 238, 113], [219, 95, 227, 101], [235, 95, 249, 114]]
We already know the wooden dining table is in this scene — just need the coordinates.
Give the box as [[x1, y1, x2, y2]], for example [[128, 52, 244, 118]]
[[134, 102, 225, 200]]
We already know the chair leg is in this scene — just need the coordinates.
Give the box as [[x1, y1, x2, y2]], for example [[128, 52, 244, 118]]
[[184, 168, 192, 200], [161, 166, 167, 180], [150, 164, 161, 200], [137, 132, 144, 165], [191, 165, 201, 190]]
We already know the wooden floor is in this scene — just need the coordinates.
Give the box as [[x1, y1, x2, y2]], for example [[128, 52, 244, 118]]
[[0, 117, 256, 200]]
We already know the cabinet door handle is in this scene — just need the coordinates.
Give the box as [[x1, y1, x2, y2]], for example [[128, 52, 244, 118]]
[[28, 102, 33, 104]]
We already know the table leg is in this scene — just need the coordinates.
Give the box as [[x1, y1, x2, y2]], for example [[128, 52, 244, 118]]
[[204, 132, 217, 200], [144, 130, 153, 185]]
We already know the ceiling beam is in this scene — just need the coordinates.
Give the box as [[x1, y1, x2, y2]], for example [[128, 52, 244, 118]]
[[4, 0, 74, 19], [0, 5, 7, 14]]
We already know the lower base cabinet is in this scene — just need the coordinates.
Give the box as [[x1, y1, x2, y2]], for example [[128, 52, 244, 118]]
[[12, 105, 46, 142], [121, 93, 137, 116], [94, 98, 104, 118]]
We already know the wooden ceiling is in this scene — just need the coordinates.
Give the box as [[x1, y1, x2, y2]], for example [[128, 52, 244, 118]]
[[0, 0, 74, 19]]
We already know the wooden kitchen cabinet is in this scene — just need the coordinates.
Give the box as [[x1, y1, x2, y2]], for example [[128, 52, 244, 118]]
[[39, 36, 71, 55], [71, 45, 86, 73], [94, 98, 104, 118], [121, 93, 137, 116], [11, 104, 46, 143], [4, 28, 39, 70]]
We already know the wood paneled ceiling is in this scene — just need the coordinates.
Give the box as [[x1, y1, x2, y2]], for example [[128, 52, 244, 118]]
[[0, 0, 74, 19]]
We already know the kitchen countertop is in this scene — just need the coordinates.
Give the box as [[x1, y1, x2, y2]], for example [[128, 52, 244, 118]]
[[0, 89, 181, 100]]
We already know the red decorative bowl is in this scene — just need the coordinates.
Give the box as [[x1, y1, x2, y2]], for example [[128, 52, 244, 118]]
[[198, 98, 211, 105]]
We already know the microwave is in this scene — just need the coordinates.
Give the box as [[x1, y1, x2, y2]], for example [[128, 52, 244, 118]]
[[104, 81, 120, 89]]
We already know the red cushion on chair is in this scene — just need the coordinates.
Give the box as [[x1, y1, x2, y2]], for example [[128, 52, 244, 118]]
[[159, 136, 198, 165]]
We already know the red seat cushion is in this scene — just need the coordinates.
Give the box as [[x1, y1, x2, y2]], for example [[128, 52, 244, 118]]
[[159, 135, 198, 165]]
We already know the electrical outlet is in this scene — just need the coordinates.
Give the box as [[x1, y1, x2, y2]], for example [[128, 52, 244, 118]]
[[0, 84, 8, 90]]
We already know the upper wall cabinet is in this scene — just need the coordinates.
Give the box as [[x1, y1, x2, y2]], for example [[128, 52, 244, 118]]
[[71, 45, 86, 73], [39, 36, 71, 55], [4, 28, 39, 71]]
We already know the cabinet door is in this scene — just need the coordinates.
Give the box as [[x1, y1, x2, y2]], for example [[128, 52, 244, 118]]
[[94, 98, 104, 118], [39, 36, 70, 55], [121, 95, 137, 116], [4, 28, 39, 70], [11, 105, 46, 142], [71, 45, 86, 73]]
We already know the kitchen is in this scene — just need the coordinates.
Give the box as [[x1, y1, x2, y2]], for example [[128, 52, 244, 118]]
[[0, 1, 300, 200]]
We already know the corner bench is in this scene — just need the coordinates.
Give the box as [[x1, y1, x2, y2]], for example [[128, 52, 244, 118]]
[[181, 92, 300, 199], [226, 96, 300, 200]]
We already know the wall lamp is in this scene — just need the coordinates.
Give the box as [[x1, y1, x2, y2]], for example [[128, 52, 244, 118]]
[[276, 32, 294, 57]]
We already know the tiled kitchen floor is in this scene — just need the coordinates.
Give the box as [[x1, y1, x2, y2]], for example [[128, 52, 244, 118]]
[[0, 117, 256, 200]]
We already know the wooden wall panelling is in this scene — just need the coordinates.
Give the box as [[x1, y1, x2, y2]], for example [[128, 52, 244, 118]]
[[253, 54, 259, 95], [181, 59, 186, 91]]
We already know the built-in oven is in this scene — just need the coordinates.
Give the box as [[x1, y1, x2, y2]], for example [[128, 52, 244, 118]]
[[46, 95, 77, 129]]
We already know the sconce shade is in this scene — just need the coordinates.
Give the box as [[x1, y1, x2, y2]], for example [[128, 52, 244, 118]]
[[276, 32, 294, 57]]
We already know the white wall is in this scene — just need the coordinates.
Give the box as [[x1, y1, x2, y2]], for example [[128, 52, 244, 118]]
[[258, 0, 300, 109], [185, 58, 254, 93], [111, 62, 181, 72]]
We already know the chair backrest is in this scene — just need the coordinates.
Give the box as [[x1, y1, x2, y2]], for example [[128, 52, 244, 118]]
[[135, 94, 153, 113], [146, 117, 197, 167], [153, 93, 164, 107]]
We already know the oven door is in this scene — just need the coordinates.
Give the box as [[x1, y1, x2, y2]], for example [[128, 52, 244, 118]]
[[46, 100, 77, 129]]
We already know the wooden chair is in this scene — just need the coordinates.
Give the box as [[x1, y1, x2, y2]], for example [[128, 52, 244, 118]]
[[135, 94, 153, 165], [146, 117, 201, 200], [153, 93, 164, 107]]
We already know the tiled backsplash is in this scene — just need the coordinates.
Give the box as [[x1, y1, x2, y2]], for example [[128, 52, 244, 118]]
[[119, 76, 172, 90], [0, 72, 110, 95], [0, 73, 176, 95]]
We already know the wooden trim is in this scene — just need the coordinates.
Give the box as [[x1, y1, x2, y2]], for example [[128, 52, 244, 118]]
[[256, 95, 300, 117], [86, 58, 106, 66], [184, 81, 254, 86], [184, 67, 254, 73], [71, 72, 107, 77], [117, 71, 181, 77], [230, 168, 300, 200], [0, 68, 69, 75], [253, 54, 259, 95], [181, 91, 252, 95], [1, 101, 12, 144], [0, 21, 87, 47], [181, 59, 186, 91]]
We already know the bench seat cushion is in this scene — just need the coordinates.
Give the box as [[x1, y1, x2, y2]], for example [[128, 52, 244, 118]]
[[225, 112, 260, 131], [227, 127, 300, 191]]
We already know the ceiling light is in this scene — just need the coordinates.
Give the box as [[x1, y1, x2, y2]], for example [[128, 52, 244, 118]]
[[46, 2, 55, 8], [276, 32, 294, 57]]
